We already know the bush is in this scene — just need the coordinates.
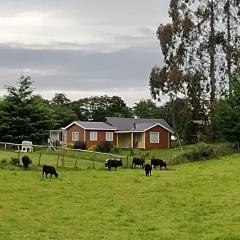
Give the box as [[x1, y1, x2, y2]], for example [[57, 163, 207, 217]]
[[66, 143, 73, 149], [0, 159, 7, 164], [73, 141, 87, 150], [88, 145, 97, 151], [96, 141, 112, 153], [10, 157, 20, 166], [171, 142, 235, 164]]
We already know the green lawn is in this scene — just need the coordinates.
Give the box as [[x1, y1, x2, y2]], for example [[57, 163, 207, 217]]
[[0, 152, 240, 239]]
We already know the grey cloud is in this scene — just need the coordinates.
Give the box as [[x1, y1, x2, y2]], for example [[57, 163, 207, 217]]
[[0, 41, 163, 92], [0, 0, 169, 104]]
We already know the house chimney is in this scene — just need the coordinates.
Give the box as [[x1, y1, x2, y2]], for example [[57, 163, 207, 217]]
[[133, 122, 136, 129]]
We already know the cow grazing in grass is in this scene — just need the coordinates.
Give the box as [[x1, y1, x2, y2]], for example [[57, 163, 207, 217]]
[[42, 164, 58, 178], [22, 155, 31, 169], [144, 163, 152, 176], [151, 158, 167, 170], [105, 159, 123, 171], [131, 157, 145, 168]]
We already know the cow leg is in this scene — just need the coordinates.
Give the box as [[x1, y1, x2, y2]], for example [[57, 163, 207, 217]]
[[108, 166, 111, 171], [45, 173, 48, 178]]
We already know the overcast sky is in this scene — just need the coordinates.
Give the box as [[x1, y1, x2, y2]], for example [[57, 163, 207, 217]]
[[0, 0, 170, 106]]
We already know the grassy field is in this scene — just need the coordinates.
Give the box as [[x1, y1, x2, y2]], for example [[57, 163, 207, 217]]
[[0, 151, 240, 239]]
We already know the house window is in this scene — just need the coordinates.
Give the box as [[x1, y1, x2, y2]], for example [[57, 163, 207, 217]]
[[90, 131, 98, 141], [72, 132, 79, 141], [150, 132, 159, 143], [106, 132, 113, 141]]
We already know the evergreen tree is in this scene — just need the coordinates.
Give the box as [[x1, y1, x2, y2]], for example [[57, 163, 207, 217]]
[[0, 76, 57, 144], [214, 73, 240, 144]]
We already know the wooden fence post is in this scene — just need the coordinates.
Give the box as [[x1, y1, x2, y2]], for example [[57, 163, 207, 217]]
[[127, 156, 129, 168], [93, 152, 95, 169], [57, 154, 60, 167], [74, 153, 78, 168], [17, 151, 20, 166], [38, 153, 42, 166], [61, 153, 65, 167]]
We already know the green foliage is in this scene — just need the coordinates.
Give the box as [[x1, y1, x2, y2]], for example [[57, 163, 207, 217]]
[[73, 140, 87, 150], [51, 93, 70, 105], [214, 74, 240, 143], [10, 157, 20, 166], [88, 145, 97, 151], [150, 0, 240, 132], [96, 140, 112, 153], [70, 95, 132, 121], [0, 76, 57, 144], [171, 142, 235, 164], [66, 143, 73, 149], [0, 159, 7, 165], [50, 92, 77, 127], [133, 99, 161, 118]]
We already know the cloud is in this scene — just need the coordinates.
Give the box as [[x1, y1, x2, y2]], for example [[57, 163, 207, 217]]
[[0, 0, 170, 105], [0, 40, 163, 90]]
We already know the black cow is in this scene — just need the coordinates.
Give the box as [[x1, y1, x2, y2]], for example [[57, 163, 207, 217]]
[[151, 158, 167, 170], [105, 159, 123, 171], [144, 163, 152, 176], [22, 155, 31, 169], [42, 164, 58, 178], [132, 157, 145, 168]]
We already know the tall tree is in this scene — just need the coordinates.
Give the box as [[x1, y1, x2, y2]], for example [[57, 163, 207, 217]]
[[51, 93, 77, 127], [149, 0, 240, 114], [51, 93, 71, 105], [214, 73, 240, 143], [158, 98, 194, 141], [0, 76, 57, 144], [133, 99, 161, 119], [70, 95, 132, 122]]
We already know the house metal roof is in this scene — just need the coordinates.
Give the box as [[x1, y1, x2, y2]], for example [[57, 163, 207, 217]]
[[64, 121, 117, 131], [105, 117, 174, 133]]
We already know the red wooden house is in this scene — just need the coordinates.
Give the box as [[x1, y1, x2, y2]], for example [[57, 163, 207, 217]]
[[50, 117, 174, 150]]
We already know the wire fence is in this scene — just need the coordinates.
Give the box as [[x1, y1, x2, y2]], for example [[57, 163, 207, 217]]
[[0, 142, 130, 170]]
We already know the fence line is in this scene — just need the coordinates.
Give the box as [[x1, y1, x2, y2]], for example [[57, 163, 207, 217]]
[[0, 141, 128, 169]]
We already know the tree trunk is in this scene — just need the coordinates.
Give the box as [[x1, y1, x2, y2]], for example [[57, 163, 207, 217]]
[[209, 0, 216, 106], [226, 0, 232, 96]]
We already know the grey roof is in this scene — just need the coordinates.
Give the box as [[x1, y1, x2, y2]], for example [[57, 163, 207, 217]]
[[105, 117, 174, 133], [65, 121, 117, 130]]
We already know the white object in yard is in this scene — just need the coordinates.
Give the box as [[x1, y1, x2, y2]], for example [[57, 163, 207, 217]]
[[21, 141, 33, 152]]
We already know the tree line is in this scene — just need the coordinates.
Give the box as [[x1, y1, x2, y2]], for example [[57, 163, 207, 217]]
[[0, 75, 189, 144]]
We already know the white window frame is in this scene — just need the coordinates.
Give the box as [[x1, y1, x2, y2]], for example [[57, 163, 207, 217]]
[[150, 132, 159, 144], [72, 132, 79, 141], [106, 132, 113, 141], [90, 131, 98, 141]]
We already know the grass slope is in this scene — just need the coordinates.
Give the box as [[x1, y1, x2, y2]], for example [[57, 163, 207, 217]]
[[0, 154, 240, 239]]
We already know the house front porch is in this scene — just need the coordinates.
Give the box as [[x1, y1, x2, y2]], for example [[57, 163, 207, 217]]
[[116, 132, 145, 149]]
